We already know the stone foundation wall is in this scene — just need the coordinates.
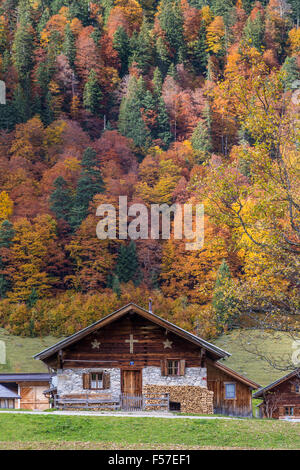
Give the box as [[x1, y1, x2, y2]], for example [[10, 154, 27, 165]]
[[143, 366, 207, 387], [143, 384, 214, 414], [56, 368, 120, 397]]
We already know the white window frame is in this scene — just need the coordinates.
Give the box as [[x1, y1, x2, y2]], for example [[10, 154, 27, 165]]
[[224, 382, 236, 400], [90, 372, 103, 390], [167, 360, 180, 376]]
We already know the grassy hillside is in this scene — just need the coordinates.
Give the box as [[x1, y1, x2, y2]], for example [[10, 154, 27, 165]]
[[0, 329, 64, 373], [214, 330, 294, 387]]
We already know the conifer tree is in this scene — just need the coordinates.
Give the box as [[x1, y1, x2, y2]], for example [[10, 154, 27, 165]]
[[114, 241, 142, 285], [156, 96, 172, 148], [159, 0, 185, 65], [71, 147, 105, 230], [156, 36, 171, 74], [83, 69, 103, 115], [191, 120, 212, 156], [129, 20, 153, 73], [281, 56, 299, 90], [190, 22, 208, 75], [118, 76, 151, 148], [12, 84, 31, 124], [211, 0, 235, 27], [112, 275, 121, 298], [243, 11, 265, 51], [50, 176, 73, 225], [152, 67, 163, 97], [0, 220, 15, 298], [26, 287, 39, 308], [12, 6, 34, 84], [63, 23, 76, 67], [113, 26, 131, 77]]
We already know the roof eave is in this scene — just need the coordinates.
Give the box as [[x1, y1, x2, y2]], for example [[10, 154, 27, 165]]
[[253, 369, 300, 398], [34, 303, 230, 361]]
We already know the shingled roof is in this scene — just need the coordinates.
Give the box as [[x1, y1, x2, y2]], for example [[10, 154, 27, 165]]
[[34, 302, 231, 361], [0, 373, 51, 383], [253, 369, 299, 398], [0, 384, 21, 399]]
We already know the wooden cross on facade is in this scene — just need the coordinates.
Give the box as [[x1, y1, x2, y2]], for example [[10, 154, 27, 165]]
[[125, 334, 139, 354]]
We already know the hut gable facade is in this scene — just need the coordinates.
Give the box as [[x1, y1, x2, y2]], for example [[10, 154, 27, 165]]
[[254, 369, 300, 419], [0, 374, 51, 410], [35, 303, 259, 416]]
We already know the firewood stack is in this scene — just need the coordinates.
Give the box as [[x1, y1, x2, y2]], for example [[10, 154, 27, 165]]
[[143, 385, 214, 414]]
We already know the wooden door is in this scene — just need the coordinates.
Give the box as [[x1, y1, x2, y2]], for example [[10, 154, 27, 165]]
[[19, 383, 49, 410], [121, 370, 142, 396]]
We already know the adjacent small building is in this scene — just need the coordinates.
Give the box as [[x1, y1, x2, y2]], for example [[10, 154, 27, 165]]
[[253, 369, 300, 419], [0, 373, 51, 410], [0, 384, 21, 409], [207, 361, 259, 417], [34, 302, 259, 416]]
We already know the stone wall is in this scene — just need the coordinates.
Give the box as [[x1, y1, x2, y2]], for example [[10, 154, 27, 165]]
[[57, 366, 207, 398], [143, 384, 214, 414], [56, 366, 209, 413], [143, 366, 207, 387], [56, 368, 120, 397]]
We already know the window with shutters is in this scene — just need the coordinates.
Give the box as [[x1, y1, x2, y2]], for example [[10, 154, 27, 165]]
[[167, 360, 180, 376], [161, 359, 185, 376], [91, 372, 103, 389], [82, 371, 110, 390]]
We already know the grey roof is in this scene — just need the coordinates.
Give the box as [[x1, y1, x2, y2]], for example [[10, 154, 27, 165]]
[[0, 373, 51, 383], [253, 369, 299, 398], [34, 302, 231, 361], [0, 384, 21, 399]]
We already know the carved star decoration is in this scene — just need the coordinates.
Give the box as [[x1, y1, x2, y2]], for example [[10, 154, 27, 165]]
[[163, 339, 173, 349], [91, 339, 101, 349]]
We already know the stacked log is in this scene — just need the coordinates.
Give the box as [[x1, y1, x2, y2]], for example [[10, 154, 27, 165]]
[[143, 385, 214, 414]]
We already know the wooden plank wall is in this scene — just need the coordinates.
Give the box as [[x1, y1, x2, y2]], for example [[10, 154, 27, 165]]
[[44, 312, 205, 369], [206, 362, 253, 417], [260, 378, 300, 418], [19, 381, 50, 410]]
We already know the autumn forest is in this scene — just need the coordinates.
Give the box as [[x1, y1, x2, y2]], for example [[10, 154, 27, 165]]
[[0, 0, 298, 339]]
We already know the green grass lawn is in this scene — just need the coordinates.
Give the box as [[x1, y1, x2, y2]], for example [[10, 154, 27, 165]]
[[0, 414, 299, 450], [0, 328, 64, 373]]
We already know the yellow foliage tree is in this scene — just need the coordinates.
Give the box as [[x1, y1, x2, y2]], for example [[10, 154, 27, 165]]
[[288, 28, 300, 54], [0, 191, 13, 221], [206, 16, 225, 54]]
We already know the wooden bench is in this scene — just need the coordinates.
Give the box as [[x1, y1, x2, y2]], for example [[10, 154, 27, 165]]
[[54, 394, 121, 410]]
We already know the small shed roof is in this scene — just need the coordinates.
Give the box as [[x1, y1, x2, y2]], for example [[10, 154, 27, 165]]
[[253, 369, 299, 398], [0, 373, 51, 383], [0, 384, 20, 399], [212, 361, 260, 389]]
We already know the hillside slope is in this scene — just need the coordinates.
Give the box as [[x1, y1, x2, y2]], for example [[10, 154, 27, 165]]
[[0, 329, 64, 373], [214, 330, 295, 387]]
